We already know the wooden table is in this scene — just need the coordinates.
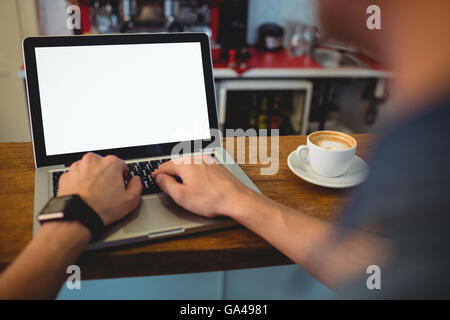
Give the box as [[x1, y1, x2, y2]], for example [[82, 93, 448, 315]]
[[0, 134, 376, 279]]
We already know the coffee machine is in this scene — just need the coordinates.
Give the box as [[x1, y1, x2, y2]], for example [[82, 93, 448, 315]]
[[88, 0, 211, 34], [216, 0, 249, 58]]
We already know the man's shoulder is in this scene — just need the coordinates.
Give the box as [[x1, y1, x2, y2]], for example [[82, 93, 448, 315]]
[[341, 95, 450, 226], [339, 96, 450, 299], [373, 95, 450, 174]]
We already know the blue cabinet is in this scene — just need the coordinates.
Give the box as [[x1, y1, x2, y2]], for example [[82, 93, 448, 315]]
[[57, 264, 334, 300]]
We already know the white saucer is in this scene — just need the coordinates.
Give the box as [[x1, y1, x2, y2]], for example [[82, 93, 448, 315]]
[[287, 151, 370, 188]]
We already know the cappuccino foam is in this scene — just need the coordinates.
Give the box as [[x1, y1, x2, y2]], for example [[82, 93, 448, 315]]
[[310, 134, 354, 151]]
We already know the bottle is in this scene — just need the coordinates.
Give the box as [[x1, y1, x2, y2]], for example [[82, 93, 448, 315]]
[[280, 95, 294, 135], [249, 94, 258, 129], [258, 96, 268, 129], [270, 96, 282, 129]]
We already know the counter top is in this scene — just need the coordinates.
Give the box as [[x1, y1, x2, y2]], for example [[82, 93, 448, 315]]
[[213, 47, 393, 79], [0, 134, 376, 279]]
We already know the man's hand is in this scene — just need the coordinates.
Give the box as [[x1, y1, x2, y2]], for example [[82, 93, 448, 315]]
[[58, 152, 143, 225], [0, 153, 143, 299], [151, 155, 253, 218]]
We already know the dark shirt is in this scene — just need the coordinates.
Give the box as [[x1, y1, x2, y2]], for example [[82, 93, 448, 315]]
[[339, 95, 450, 299]]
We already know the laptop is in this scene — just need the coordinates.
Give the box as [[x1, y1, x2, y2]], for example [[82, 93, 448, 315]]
[[23, 33, 260, 250]]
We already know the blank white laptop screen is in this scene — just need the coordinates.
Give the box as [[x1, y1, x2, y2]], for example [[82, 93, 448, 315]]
[[34, 42, 211, 156]]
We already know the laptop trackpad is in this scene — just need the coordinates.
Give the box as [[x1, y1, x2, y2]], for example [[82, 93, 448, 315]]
[[119, 194, 216, 235]]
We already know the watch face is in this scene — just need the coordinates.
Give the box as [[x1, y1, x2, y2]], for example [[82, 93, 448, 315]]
[[42, 196, 73, 213]]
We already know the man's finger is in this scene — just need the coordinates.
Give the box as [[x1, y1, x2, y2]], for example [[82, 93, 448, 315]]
[[155, 173, 183, 201], [152, 160, 180, 178], [126, 176, 143, 204], [119, 159, 128, 179], [101, 156, 128, 181], [69, 160, 80, 172], [83, 152, 102, 162]]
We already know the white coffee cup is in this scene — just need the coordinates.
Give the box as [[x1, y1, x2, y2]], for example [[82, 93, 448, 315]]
[[296, 130, 357, 177]]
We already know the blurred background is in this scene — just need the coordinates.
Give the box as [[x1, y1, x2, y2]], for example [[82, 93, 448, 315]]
[[0, 0, 393, 299], [1, 0, 393, 143]]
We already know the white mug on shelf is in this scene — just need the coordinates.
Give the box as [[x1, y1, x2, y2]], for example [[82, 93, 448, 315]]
[[296, 130, 357, 178]]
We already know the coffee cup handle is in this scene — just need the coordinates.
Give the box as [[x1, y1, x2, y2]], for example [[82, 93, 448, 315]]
[[296, 145, 310, 164]]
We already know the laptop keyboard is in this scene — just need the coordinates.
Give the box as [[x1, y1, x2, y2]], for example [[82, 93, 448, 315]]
[[51, 155, 214, 197], [52, 170, 67, 196], [125, 158, 170, 195]]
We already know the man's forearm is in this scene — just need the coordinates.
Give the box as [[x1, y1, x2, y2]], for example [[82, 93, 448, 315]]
[[226, 190, 392, 289], [0, 221, 91, 299]]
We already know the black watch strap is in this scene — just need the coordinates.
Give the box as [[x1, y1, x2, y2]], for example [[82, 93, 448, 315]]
[[38, 195, 104, 237]]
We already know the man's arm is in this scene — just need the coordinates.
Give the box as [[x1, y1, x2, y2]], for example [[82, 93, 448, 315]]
[[152, 156, 392, 289], [0, 221, 91, 299], [225, 191, 391, 289], [0, 153, 142, 300]]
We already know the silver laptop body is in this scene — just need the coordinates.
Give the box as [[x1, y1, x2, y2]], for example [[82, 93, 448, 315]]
[[23, 34, 260, 250], [33, 148, 259, 250]]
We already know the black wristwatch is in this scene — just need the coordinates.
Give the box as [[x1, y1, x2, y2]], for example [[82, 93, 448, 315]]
[[37, 195, 104, 237]]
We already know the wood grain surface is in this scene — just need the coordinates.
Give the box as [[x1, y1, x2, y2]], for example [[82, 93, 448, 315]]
[[0, 134, 377, 279]]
